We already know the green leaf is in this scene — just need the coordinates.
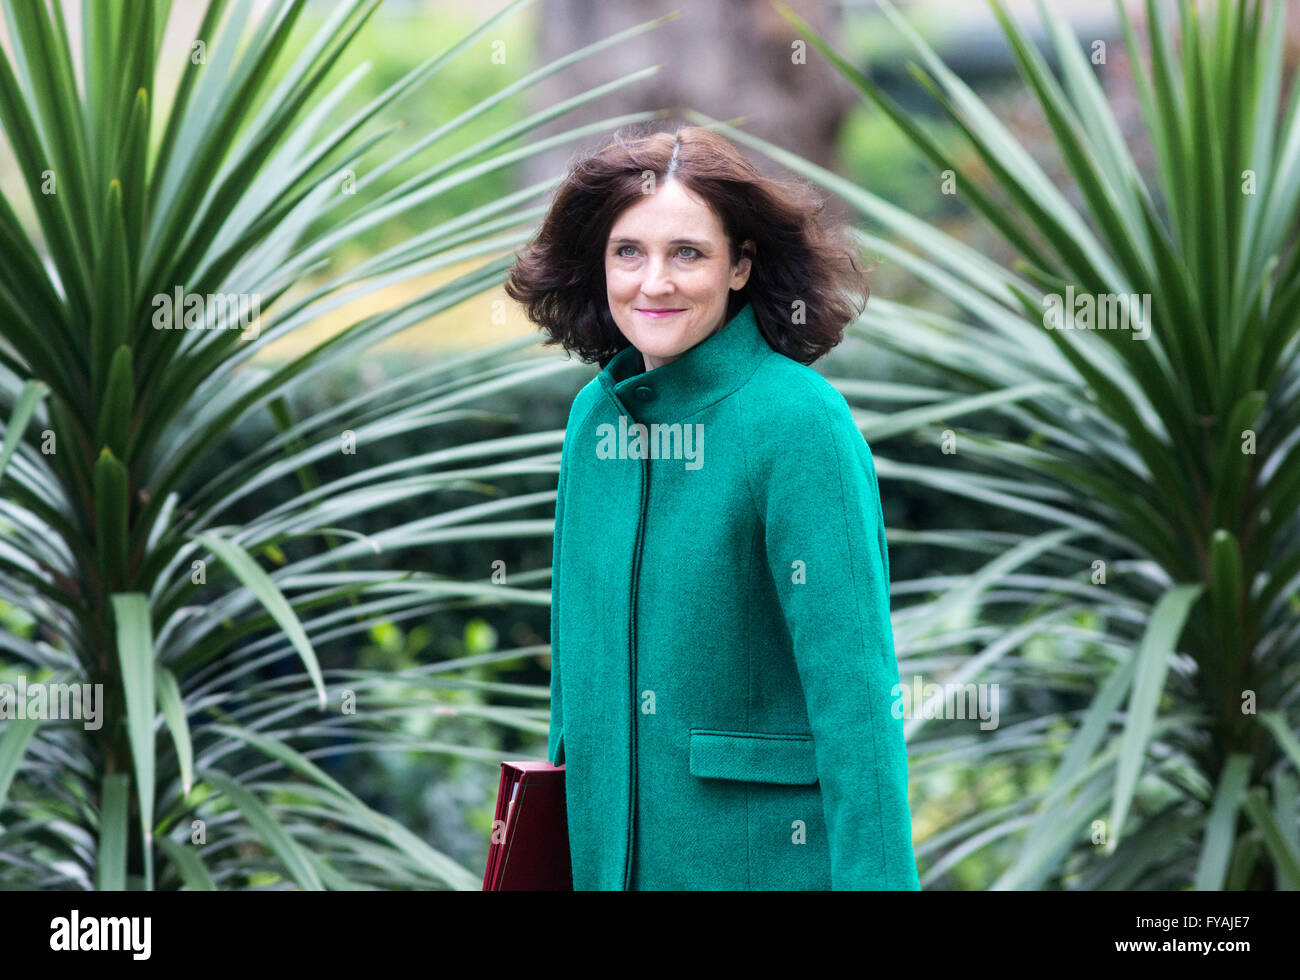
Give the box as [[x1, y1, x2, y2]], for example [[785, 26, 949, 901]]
[[199, 767, 324, 890], [1260, 711, 1300, 774], [111, 592, 156, 890], [97, 772, 130, 890], [1225, 830, 1262, 889], [1210, 391, 1266, 530], [206, 724, 367, 817], [0, 715, 41, 812], [96, 345, 135, 460], [1241, 787, 1300, 889], [1108, 583, 1205, 850], [90, 179, 132, 410], [0, 378, 49, 485], [1208, 530, 1243, 671], [192, 529, 327, 709], [155, 666, 193, 797], [93, 447, 130, 589], [1013, 652, 1140, 882], [1194, 752, 1252, 889], [157, 834, 216, 891]]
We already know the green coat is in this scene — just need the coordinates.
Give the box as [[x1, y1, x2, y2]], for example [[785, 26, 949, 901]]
[[548, 300, 919, 890]]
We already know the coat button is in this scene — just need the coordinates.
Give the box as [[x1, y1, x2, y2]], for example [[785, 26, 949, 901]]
[[634, 385, 655, 401]]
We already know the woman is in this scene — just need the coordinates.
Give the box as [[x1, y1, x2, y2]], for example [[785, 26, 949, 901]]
[[505, 125, 919, 891]]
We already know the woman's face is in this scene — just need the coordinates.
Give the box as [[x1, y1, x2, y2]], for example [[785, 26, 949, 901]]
[[605, 177, 752, 372]]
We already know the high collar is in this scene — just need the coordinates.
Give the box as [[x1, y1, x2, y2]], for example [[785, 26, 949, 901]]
[[597, 301, 771, 425]]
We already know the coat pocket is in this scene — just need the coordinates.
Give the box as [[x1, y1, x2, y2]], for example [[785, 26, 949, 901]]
[[688, 729, 818, 785]]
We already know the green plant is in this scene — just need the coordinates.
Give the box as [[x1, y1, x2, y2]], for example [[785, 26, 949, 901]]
[[701, 0, 1300, 888], [0, 0, 675, 889]]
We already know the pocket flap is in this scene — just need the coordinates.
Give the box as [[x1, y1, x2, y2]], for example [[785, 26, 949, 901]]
[[688, 729, 818, 785]]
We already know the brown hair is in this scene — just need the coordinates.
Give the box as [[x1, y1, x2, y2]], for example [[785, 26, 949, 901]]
[[504, 124, 870, 367]]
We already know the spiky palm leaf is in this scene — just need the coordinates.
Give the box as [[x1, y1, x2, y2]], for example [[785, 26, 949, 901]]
[[691, 0, 1300, 888], [0, 0, 677, 889]]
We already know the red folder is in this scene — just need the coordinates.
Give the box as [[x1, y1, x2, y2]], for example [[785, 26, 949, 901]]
[[482, 761, 573, 890]]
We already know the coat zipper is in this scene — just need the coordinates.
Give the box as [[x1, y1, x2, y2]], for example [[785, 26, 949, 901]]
[[623, 448, 650, 889]]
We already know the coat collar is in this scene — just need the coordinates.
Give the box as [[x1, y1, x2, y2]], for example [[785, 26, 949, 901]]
[[597, 300, 771, 425]]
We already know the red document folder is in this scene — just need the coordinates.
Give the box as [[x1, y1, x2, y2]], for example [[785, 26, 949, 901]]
[[482, 761, 573, 890]]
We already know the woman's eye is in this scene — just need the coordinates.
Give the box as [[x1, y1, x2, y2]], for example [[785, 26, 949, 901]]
[[612, 245, 700, 259]]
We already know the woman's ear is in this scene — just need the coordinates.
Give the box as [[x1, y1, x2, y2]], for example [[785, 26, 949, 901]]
[[732, 240, 755, 289]]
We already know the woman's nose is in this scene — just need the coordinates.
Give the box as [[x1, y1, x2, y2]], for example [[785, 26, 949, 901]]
[[641, 258, 672, 292]]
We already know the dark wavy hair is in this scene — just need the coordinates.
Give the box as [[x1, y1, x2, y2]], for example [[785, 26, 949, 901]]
[[504, 124, 870, 367]]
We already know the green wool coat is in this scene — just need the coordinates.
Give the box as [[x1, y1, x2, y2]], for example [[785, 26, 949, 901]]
[[548, 299, 919, 890]]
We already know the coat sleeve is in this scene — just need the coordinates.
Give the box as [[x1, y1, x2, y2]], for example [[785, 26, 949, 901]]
[[547, 419, 569, 767], [748, 386, 919, 890]]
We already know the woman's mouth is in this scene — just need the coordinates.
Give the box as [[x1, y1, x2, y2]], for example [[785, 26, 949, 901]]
[[636, 308, 685, 319]]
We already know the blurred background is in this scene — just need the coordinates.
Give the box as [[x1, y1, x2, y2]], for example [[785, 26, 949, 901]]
[[3, 0, 1299, 891]]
